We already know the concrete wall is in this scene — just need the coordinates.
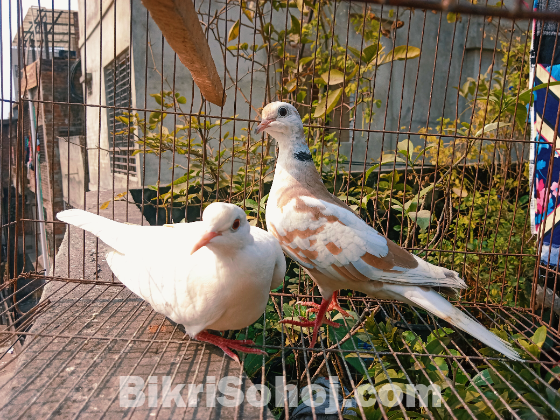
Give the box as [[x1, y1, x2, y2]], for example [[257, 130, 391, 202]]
[[79, 0, 523, 190], [78, 0, 135, 191]]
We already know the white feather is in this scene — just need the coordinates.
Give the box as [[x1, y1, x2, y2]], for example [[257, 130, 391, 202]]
[[57, 208, 286, 337], [391, 285, 522, 361]]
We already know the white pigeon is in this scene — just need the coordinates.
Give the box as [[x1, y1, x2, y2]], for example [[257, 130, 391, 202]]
[[256, 101, 521, 361], [57, 202, 286, 362]]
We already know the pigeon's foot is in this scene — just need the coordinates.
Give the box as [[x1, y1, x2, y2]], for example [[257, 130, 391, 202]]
[[296, 291, 352, 318], [280, 316, 339, 328], [195, 331, 266, 363], [281, 293, 342, 348]]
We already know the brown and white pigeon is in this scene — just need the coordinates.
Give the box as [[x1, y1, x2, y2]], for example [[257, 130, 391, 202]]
[[257, 101, 521, 361], [57, 202, 286, 362]]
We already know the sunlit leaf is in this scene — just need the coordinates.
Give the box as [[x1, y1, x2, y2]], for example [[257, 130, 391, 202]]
[[380, 45, 421, 65], [397, 139, 413, 152], [150, 93, 162, 105], [242, 4, 254, 22], [320, 69, 345, 85], [380, 153, 404, 164], [228, 20, 240, 42], [313, 87, 343, 118], [532, 325, 547, 349], [452, 187, 468, 197], [284, 78, 298, 92], [475, 122, 512, 137]]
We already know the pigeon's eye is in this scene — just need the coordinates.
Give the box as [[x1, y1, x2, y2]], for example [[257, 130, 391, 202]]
[[278, 107, 288, 117], [231, 219, 240, 231]]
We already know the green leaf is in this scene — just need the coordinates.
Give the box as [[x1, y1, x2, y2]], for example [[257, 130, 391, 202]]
[[348, 46, 362, 59], [380, 45, 421, 64], [418, 184, 434, 197], [348, 43, 379, 64], [362, 43, 379, 63], [423, 334, 451, 356], [447, 12, 458, 23], [176, 96, 187, 104], [518, 339, 541, 359], [290, 14, 301, 35], [298, 56, 314, 71], [518, 81, 560, 104], [380, 153, 405, 164], [320, 69, 345, 85], [408, 210, 431, 232], [168, 172, 191, 186], [228, 20, 240, 42], [545, 366, 560, 384], [475, 122, 512, 137], [242, 4, 254, 22], [397, 139, 414, 153], [313, 88, 343, 118], [532, 325, 547, 348], [365, 163, 380, 183], [469, 369, 494, 389], [150, 93, 162, 105]]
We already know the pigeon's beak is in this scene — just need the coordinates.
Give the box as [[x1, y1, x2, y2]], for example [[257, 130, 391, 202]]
[[254, 118, 275, 135], [191, 231, 221, 255]]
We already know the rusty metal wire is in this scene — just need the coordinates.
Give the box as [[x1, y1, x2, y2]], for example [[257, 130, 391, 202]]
[[3, 0, 560, 418]]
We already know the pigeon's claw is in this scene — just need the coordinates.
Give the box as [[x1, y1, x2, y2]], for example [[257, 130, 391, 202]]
[[280, 294, 342, 348], [327, 291, 353, 318], [297, 291, 353, 318], [195, 331, 266, 363], [280, 317, 339, 328]]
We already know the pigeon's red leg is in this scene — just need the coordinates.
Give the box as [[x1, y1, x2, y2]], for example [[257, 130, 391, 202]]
[[194, 331, 266, 363], [281, 294, 338, 348], [297, 291, 352, 318]]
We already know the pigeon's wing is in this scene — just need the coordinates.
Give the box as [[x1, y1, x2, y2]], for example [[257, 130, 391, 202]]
[[57, 209, 206, 301], [57, 209, 204, 256], [268, 195, 465, 290]]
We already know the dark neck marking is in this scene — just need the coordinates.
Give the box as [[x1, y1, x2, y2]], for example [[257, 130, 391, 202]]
[[293, 150, 313, 162]]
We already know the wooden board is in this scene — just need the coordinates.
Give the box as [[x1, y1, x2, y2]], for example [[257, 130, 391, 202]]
[[20, 61, 38, 94], [141, 0, 226, 107]]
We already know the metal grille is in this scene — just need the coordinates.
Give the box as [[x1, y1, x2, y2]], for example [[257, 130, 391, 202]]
[[3, 0, 560, 419], [104, 48, 136, 177]]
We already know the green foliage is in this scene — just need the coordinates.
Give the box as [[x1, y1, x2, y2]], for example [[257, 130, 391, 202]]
[[112, 90, 274, 223], [343, 320, 559, 420], [416, 176, 534, 307], [272, 3, 418, 124]]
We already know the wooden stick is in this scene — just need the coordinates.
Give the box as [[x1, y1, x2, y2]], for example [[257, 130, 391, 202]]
[[141, 0, 226, 106]]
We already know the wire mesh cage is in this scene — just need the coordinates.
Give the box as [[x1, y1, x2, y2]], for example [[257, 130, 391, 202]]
[[3, 0, 560, 418]]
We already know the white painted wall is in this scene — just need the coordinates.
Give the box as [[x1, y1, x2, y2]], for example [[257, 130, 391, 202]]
[[78, 0, 517, 191]]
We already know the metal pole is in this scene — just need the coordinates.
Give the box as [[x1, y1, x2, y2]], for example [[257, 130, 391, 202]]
[[27, 94, 49, 275]]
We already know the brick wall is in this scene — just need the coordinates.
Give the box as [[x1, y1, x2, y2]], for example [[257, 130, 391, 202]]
[[35, 58, 85, 249]]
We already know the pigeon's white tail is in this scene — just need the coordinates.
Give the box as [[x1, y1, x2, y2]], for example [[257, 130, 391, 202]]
[[56, 209, 130, 253], [398, 286, 522, 361]]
